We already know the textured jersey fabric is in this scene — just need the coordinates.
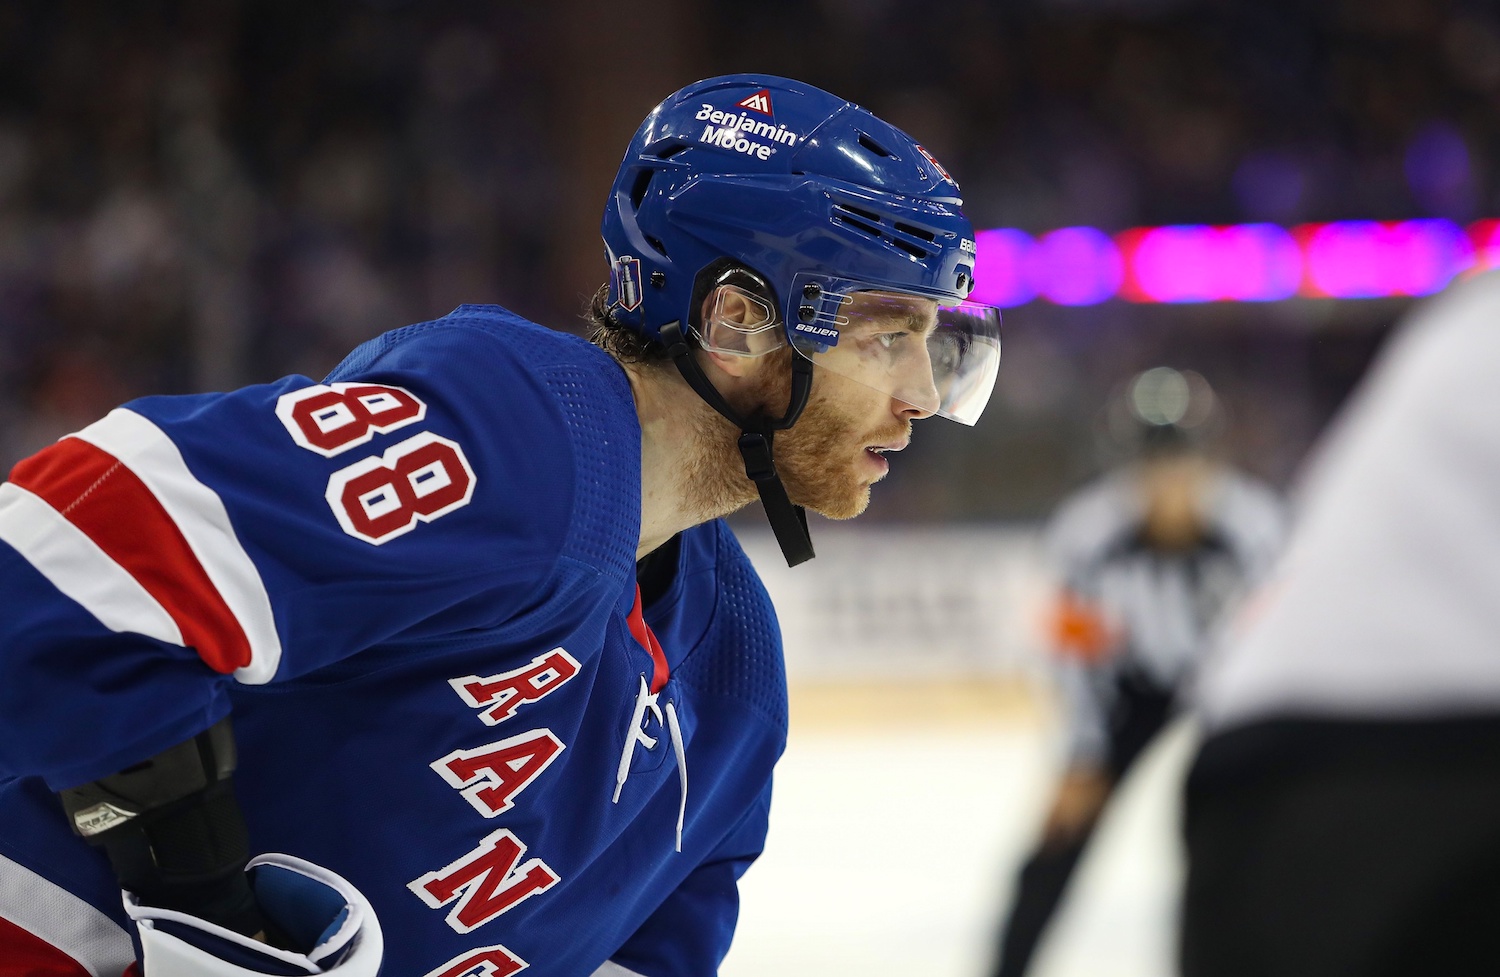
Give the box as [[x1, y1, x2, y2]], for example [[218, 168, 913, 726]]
[[1195, 270, 1500, 732], [1044, 467, 1284, 764], [0, 304, 788, 977]]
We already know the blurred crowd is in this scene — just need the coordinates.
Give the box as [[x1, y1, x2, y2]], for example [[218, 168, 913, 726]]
[[1, 0, 1495, 515]]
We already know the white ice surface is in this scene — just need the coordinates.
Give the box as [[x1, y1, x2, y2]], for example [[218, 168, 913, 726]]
[[720, 712, 1196, 977]]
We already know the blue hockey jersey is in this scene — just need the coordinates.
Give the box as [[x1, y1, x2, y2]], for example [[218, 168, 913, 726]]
[[0, 305, 788, 977]]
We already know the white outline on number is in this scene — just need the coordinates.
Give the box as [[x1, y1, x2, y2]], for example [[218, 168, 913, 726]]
[[325, 431, 476, 545], [275, 382, 427, 458]]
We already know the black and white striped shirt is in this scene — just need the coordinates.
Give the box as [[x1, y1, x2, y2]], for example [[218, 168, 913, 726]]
[[1046, 465, 1285, 763]]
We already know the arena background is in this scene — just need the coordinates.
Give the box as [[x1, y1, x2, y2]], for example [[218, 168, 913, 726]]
[[1, 1, 1494, 974]]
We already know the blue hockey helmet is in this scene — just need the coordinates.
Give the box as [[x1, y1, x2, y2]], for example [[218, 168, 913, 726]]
[[601, 75, 1000, 566], [601, 73, 1000, 428]]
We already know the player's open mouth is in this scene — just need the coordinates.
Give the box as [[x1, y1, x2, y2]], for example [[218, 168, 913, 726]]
[[865, 438, 908, 456], [862, 439, 907, 475]]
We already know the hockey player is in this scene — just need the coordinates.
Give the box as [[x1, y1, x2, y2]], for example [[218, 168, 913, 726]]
[[1182, 271, 1500, 975], [988, 368, 1283, 977], [0, 75, 1000, 977]]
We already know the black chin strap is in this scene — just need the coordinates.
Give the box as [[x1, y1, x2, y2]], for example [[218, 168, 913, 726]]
[[660, 321, 816, 567]]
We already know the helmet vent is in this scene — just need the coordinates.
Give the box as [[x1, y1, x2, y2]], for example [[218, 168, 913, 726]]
[[832, 204, 884, 240], [857, 132, 896, 158], [833, 203, 937, 259], [894, 222, 936, 244], [645, 234, 669, 258], [655, 144, 688, 160], [629, 170, 654, 210]]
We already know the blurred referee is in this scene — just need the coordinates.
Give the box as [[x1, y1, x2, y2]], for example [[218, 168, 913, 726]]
[[1184, 271, 1500, 976], [990, 367, 1285, 977]]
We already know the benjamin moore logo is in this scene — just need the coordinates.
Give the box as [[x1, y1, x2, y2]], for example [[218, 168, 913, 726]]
[[737, 89, 773, 115], [695, 103, 800, 161]]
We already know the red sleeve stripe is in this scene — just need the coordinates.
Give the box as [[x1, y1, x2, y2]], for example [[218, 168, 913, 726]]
[[73, 409, 282, 684], [0, 484, 184, 646], [9, 408, 282, 684], [9, 436, 253, 675], [0, 853, 135, 977]]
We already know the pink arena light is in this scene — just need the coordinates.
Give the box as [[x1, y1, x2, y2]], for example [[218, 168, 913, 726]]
[[1298, 220, 1472, 298], [971, 218, 1492, 306], [1468, 219, 1500, 271], [970, 228, 1037, 307]]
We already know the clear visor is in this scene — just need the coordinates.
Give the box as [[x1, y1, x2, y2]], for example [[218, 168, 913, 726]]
[[790, 289, 1002, 426]]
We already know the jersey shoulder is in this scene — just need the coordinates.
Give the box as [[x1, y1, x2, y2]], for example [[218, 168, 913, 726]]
[[325, 304, 644, 581]]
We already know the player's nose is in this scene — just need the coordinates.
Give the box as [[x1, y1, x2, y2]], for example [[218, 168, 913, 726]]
[[891, 357, 940, 419]]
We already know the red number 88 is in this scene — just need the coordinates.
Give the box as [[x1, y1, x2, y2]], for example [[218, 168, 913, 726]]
[[276, 382, 425, 457], [326, 431, 476, 545]]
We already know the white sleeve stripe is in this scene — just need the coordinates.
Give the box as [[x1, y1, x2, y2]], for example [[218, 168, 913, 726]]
[[73, 409, 283, 685], [0, 853, 137, 977], [0, 483, 184, 647]]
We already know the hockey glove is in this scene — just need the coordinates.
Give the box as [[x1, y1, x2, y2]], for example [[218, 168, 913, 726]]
[[124, 853, 384, 977]]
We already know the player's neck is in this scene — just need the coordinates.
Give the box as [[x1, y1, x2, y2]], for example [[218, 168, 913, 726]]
[[622, 358, 759, 560]]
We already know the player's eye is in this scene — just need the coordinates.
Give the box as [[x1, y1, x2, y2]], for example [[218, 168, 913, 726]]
[[928, 330, 969, 372]]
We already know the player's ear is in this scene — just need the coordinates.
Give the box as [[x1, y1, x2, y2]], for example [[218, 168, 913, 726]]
[[698, 284, 781, 377]]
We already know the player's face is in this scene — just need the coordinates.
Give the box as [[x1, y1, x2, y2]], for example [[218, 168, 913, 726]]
[[1138, 452, 1213, 550], [806, 292, 945, 419], [749, 295, 940, 520]]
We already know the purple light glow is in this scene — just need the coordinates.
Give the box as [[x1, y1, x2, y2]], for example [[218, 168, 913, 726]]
[[1405, 122, 1475, 220], [1027, 226, 1122, 306], [1300, 220, 1471, 298], [968, 219, 1492, 306], [1121, 224, 1300, 302], [970, 228, 1036, 307]]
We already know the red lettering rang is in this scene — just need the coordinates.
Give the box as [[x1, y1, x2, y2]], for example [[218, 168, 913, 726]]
[[432, 729, 564, 817], [420, 944, 529, 977], [450, 649, 581, 726], [408, 829, 560, 934]]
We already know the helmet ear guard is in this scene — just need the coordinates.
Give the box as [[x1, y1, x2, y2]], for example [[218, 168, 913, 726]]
[[694, 285, 784, 360]]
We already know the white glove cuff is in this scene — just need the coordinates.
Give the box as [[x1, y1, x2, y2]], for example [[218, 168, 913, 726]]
[[124, 853, 383, 977]]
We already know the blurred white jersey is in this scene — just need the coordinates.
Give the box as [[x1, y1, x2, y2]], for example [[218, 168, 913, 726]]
[[1196, 270, 1500, 732], [1048, 464, 1284, 763]]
